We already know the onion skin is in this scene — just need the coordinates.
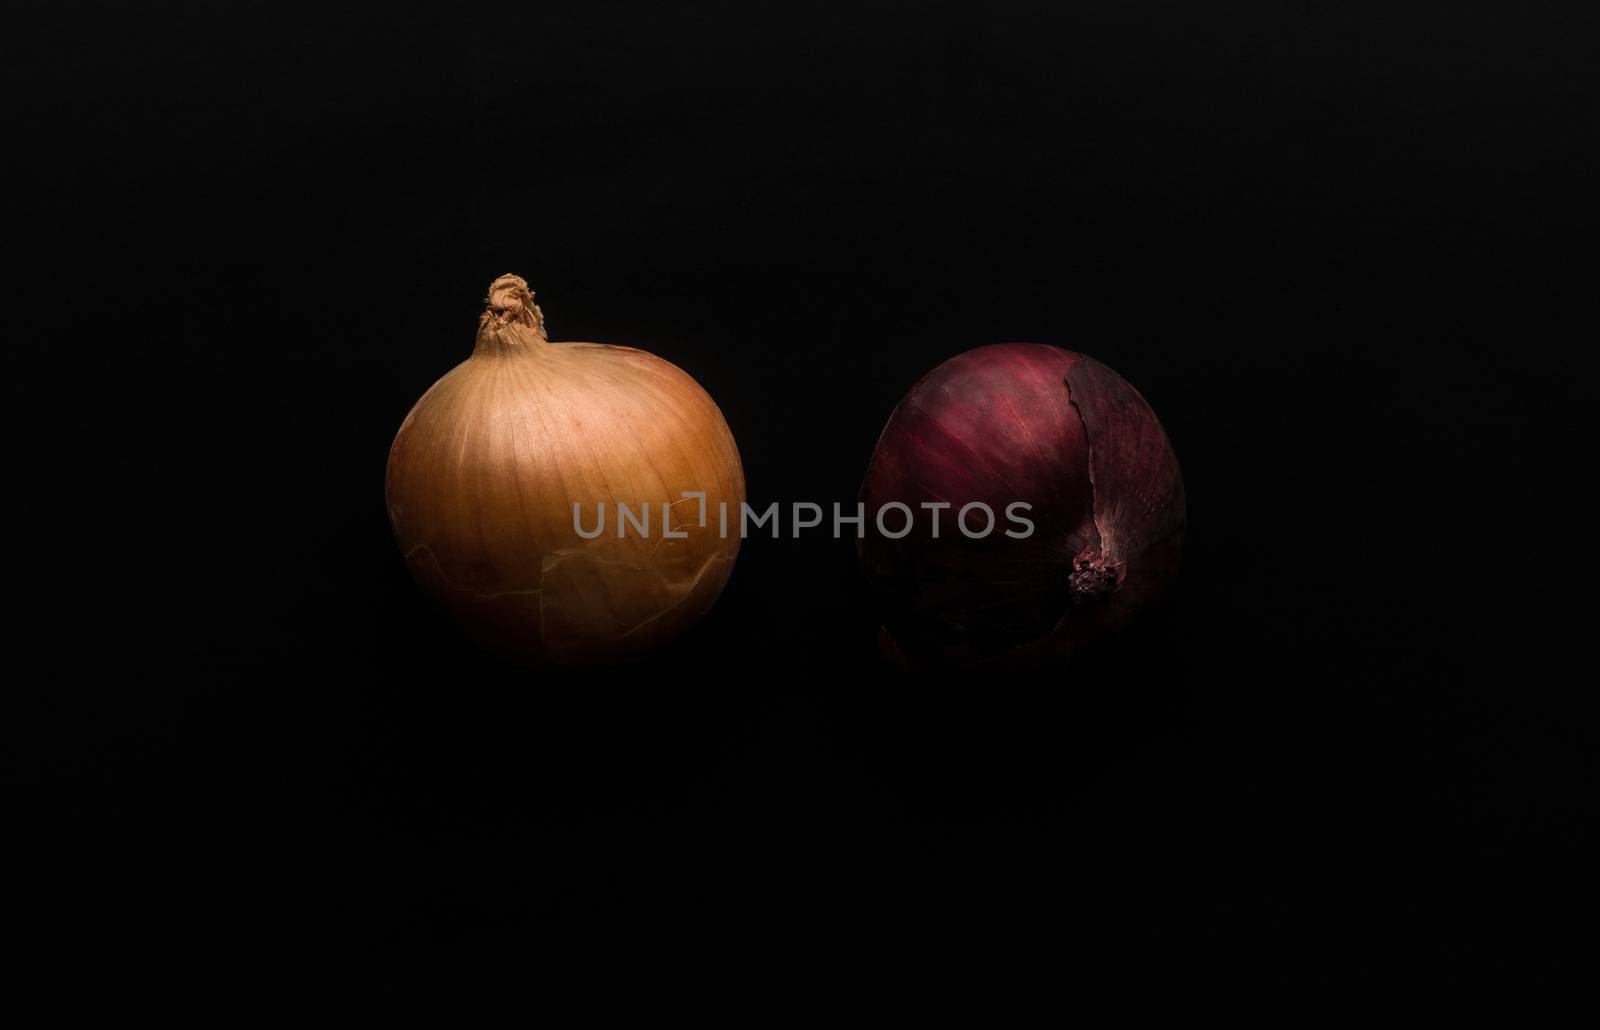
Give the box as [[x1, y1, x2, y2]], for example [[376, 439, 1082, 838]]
[[859, 344, 1185, 666], [386, 276, 744, 664]]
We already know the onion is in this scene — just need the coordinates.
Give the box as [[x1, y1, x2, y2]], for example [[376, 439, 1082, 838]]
[[386, 275, 744, 664], [859, 344, 1185, 666]]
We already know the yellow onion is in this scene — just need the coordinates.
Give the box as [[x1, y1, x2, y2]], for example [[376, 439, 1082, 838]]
[[385, 275, 744, 664]]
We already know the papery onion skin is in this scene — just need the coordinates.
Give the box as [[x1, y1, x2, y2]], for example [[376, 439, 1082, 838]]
[[859, 344, 1185, 666], [386, 275, 744, 664]]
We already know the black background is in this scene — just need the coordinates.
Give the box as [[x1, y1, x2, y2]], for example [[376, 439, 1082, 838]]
[[7, 0, 1595, 981]]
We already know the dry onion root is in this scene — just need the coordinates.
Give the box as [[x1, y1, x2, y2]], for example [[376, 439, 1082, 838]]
[[386, 275, 745, 664]]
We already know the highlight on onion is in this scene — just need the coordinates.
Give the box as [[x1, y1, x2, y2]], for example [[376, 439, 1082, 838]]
[[386, 275, 744, 664], [859, 344, 1185, 666]]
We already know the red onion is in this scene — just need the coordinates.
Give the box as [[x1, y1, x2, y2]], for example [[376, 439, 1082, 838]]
[[859, 344, 1185, 665]]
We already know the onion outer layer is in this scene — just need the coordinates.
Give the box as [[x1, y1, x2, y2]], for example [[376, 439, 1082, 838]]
[[858, 343, 1185, 666], [386, 276, 744, 664]]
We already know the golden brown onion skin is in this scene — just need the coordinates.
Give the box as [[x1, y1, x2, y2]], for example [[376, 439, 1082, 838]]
[[385, 276, 744, 664]]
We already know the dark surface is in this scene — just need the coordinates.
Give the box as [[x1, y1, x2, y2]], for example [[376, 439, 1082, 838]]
[[6, 1, 1594, 980]]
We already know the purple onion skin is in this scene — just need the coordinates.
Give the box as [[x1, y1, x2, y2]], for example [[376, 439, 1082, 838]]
[[859, 344, 1185, 666]]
